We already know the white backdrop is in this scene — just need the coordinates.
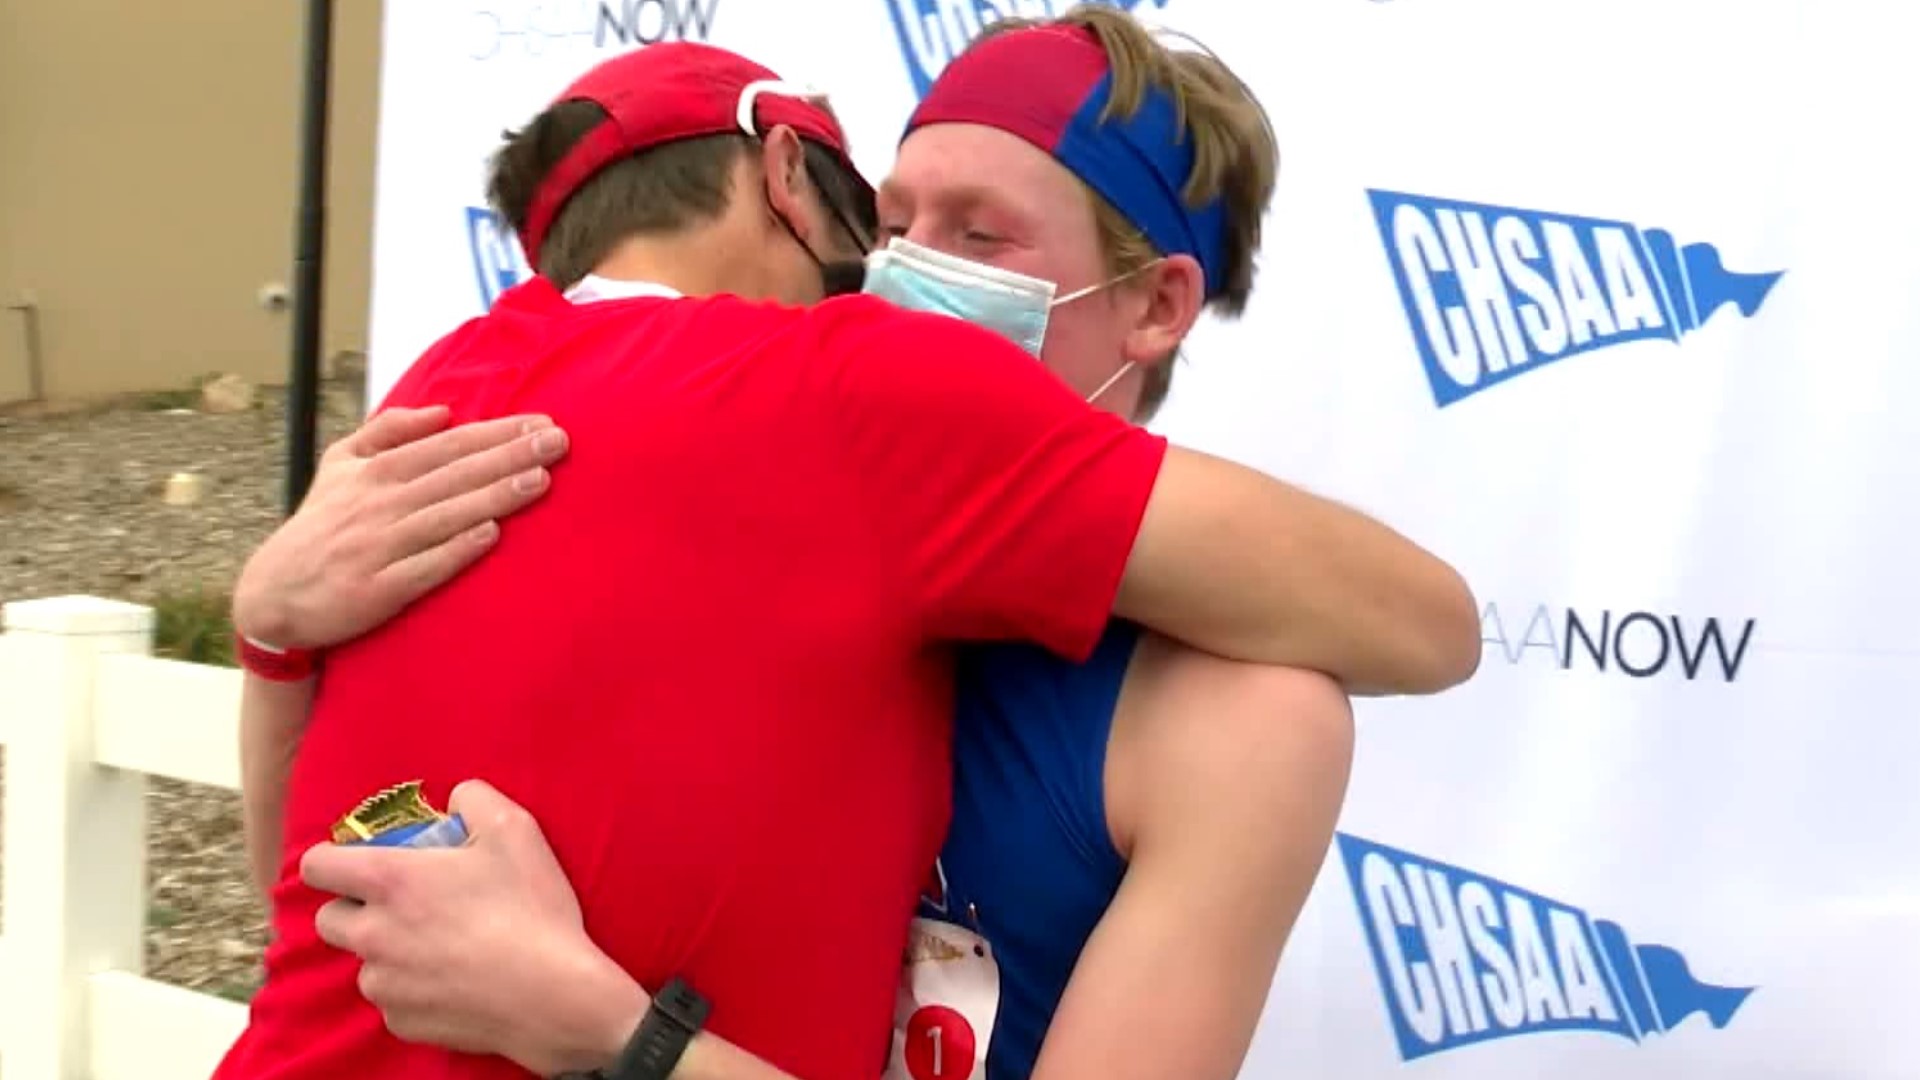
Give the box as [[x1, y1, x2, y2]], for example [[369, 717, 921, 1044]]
[[366, 2, 1920, 1076]]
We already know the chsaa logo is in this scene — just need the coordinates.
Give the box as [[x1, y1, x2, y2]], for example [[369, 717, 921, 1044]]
[[466, 207, 530, 310], [466, 0, 720, 62], [1337, 834, 1755, 1062], [884, 0, 1172, 100], [1368, 190, 1784, 408]]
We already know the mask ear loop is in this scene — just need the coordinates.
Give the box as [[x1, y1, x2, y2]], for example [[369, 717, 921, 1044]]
[[1063, 257, 1164, 404], [1084, 361, 1138, 405], [1050, 258, 1165, 309]]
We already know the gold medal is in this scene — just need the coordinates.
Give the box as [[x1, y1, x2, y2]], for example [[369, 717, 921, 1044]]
[[330, 780, 445, 844]]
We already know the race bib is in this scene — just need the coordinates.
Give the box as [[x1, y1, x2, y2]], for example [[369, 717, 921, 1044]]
[[884, 917, 1002, 1080]]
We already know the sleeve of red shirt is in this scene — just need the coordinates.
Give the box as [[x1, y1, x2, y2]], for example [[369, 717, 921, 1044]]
[[809, 296, 1169, 663]]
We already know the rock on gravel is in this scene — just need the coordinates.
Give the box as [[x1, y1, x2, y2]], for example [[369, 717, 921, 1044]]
[[1, 387, 355, 999]]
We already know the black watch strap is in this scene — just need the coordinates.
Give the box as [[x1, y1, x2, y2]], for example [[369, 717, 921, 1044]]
[[605, 977, 710, 1080]]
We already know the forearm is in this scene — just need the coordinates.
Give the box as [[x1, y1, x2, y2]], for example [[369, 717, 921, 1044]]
[[553, 956, 813, 1080], [239, 674, 315, 896], [1119, 452, 1480, 693], [672, 1030, 806, 1080]]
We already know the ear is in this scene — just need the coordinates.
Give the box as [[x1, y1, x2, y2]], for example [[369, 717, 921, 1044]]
[[1119, 254, 1206, 369], [758, 124, 814, 243]]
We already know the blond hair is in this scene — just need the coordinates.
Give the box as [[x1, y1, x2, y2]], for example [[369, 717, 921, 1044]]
[[972, 6, 1278, 418]]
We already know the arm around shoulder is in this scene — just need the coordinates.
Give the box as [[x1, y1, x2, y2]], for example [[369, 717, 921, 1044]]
[[817, 301, 1480, 690], [1113, 445, 1481, 693]]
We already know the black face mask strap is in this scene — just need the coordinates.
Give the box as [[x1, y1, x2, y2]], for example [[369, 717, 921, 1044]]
[[817, 258, 869, 298], [804, 157, 874, 258], [770, 193, 868, 297], [769, 204, 864, 297]]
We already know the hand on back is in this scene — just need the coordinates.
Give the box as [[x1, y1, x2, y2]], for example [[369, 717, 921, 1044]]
[[232, 405, 570, 650]]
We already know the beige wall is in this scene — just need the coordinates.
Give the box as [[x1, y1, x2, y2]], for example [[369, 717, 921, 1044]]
[[0, 0, 383, 402]]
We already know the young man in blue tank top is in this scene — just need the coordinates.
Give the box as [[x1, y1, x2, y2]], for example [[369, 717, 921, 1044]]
[[232, 10, 1477, 1080]]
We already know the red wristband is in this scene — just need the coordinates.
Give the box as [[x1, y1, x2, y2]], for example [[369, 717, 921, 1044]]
[[235, 633, 320, 682]]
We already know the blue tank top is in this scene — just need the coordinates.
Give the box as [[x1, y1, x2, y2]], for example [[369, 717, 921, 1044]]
[[918, 621, 1141, 1080]]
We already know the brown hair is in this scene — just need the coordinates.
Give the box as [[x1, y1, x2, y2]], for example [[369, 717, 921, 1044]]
[[487, 100, 876, 289], [974, 6, 1279, 418]]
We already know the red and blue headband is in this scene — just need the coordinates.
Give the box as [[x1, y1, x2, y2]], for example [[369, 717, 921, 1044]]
[[903, 24, 1230, 298]]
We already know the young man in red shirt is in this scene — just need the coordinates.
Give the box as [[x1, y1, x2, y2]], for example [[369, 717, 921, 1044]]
[[218, 39, 1474, 1080]]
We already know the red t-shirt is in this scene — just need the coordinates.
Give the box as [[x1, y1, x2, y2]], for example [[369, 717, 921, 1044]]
[[214, 280, 1167, 1080]]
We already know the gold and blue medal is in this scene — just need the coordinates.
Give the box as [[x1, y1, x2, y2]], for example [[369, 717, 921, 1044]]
[[330, 780, 470, 848]]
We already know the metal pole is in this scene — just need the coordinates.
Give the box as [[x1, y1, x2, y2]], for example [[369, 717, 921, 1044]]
[[285, 0, 333, 515]]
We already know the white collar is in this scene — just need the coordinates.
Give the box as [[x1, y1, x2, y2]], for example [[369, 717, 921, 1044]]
[[563, 274, 684, 305]]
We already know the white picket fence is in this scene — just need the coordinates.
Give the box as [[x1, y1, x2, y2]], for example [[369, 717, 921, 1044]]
[[0, 596, 249, 1080]]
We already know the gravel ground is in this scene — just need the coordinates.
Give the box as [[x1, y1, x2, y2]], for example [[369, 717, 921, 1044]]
[[0, 384, 357, 1000]]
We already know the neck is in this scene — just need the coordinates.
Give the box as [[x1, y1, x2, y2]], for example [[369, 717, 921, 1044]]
[[587, 229, 753, 298]]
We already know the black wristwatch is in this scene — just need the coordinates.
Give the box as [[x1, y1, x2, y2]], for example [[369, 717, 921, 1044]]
[[556, 977, 710, 1080]]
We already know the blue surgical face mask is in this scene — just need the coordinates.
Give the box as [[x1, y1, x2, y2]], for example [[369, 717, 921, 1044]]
[[860, 238, 1145, 404], [860, 238, 1058, 356]]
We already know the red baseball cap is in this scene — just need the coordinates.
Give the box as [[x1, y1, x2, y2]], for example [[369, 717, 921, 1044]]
[[519, 42, 870, 264]]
